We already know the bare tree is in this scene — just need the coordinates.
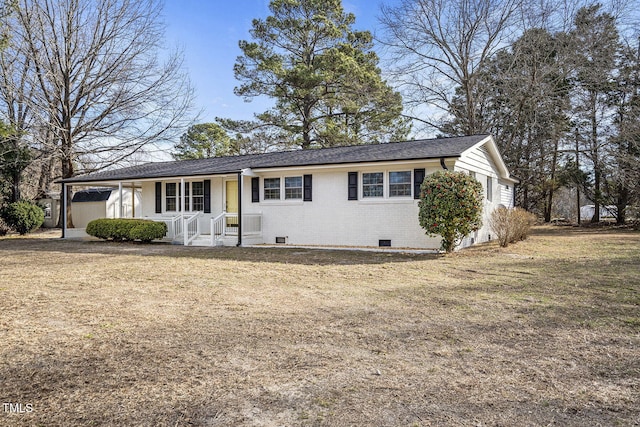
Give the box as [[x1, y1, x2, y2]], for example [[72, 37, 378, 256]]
[[379, 0, 522, 135], [2, 0, 194, 226]]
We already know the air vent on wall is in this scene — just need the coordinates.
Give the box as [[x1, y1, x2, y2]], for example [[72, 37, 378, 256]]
[[379, 239, 391, 247], [275, 236, 287, 244]]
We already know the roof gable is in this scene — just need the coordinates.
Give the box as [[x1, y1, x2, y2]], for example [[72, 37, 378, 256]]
[[460, 136, 516, 182]]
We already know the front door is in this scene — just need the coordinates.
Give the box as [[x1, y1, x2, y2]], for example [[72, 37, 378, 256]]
[[225, 180, 238, 229]]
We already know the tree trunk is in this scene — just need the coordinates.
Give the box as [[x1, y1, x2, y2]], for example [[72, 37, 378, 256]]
[[615, 183, 628, 224], [302, 101, 312, 149], [56, 134, 74, 229], [37, 155, 54, 198], [590, 94, 600, 223], [10, 170, 21, 203], [544, 135, 560, 223]]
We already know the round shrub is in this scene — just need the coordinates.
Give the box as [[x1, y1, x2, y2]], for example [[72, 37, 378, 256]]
[[0, 200, 45, 235], [86, 218, 167, 242], [128, 221, 168, 242], [418, 170, 484, 253]]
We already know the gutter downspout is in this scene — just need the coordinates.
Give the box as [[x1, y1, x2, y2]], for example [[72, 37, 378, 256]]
[[237, 171, 242, 247], [440, 157, 449, 170]]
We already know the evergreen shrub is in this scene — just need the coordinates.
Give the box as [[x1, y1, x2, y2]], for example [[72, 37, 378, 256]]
[[418, 171, 484, 252], [86, 218, 167, 242], [0, 200, 45, 235]]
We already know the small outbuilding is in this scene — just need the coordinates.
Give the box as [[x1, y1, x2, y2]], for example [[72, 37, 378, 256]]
[[71, 187, 141, 228], [580, 204, 617, 221]]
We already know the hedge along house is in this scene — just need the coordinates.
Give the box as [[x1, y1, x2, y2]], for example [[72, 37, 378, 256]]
[[58, 135, 517, 249]]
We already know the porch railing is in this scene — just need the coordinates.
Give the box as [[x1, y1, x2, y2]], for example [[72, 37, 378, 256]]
[[183, 211, 203, 246], [173, 215, 183, 239], [211, 212, 225, 246], [241, 213, 262, 235], [144, 214, 181, 240], [211, 212, 262, 245], [145, 213, 200, 243]]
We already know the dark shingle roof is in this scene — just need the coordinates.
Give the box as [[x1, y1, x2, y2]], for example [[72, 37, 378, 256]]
[[61, 135, 489, 184]]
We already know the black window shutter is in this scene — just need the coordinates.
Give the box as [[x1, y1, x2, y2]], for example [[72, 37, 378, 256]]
[[303, 174, 312, 201], [251, 177, 260, 203], [348, 172, 358, 200], [414, 168, 426, 199], [203, 179, 211, 213], [155, 182, 162, 213]]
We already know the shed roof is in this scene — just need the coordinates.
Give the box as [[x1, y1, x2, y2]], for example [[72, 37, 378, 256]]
[[60, 135, 492, 184], [71, 188, 113, 202]]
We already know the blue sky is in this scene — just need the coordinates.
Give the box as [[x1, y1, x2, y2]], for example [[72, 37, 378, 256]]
[[162, 0, 398, 125]]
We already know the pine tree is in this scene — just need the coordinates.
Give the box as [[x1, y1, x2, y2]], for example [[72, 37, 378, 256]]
[[229, 0, 409, 150]]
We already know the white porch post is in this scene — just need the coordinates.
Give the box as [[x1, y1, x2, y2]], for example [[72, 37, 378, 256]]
[[118, 182, 123, 218], [61, 183, 67, 238], [181, 178, 186, 245], [131, 185, 135, 217], [237, 171, 242, 246]]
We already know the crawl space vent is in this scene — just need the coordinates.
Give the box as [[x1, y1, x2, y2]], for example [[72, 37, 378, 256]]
[[378, 239, 391, 247]]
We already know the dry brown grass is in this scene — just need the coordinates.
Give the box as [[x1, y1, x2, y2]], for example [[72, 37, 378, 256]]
[[0, 226, 638, 426]]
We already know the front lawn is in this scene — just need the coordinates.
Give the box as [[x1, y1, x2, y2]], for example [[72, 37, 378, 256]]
[[0, 227, 638, 426]]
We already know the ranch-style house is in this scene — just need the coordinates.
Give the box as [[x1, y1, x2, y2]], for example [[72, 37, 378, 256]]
[[59, 134, 518, 250]]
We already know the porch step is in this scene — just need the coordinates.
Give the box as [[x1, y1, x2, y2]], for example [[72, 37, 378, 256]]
[[189, 234, 216, 247], [183, 234, 263, 247], [187, 234, 235, 247]]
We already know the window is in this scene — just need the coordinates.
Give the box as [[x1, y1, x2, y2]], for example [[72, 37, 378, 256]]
[[389, 171, 412, 197], [486, 176, 493, 201], [191, 182, 204, 211], [264, 178, 280, 200], [43, 202, 52, 219], [165, 182, 205, 212], [166, 183, 177, 211], [362, 172, 383, 197], [285, 176, 302, 199]]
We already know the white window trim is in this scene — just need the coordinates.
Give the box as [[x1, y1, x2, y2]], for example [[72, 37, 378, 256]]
[[360, 170, 414, 200], [388, 170, 412, 198], [362, 171, 385, 199], [486, 176, 493, 202], [165, 180, 205, 213], [284, 176, 303, 200], [165, 182, 178, 213], [262, 175, 304, 202], [263, 177, 282, 201], [191, 181, 205, 212]]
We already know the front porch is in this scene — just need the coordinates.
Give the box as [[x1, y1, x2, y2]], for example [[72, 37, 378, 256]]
[[60, 170, 263, 246], [144, 211, 263, 246]]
